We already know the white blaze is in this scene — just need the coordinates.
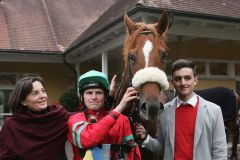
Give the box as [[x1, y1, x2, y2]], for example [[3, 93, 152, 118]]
[[142, 40, 153, 67]]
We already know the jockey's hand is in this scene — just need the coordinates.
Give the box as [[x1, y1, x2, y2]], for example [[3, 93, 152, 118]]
[[135, 124, 147, 141], [109, 75, 117, 97], [113, 87, 138, 113]]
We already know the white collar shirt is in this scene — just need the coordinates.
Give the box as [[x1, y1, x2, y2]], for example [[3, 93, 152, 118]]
[[176, 93, 198, 108]]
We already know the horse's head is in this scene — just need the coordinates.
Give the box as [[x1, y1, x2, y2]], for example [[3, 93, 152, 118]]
[[123, 11, 169, 70], [121, 12, 169, 121], [132, 67, 169, 121]]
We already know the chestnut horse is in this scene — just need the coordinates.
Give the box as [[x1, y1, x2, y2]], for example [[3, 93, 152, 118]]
[[115, 12, 170, 159]]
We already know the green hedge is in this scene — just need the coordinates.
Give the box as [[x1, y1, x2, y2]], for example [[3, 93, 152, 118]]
[[59, 89, 79, 112]]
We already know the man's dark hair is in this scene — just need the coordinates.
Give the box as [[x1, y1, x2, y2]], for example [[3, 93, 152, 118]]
[[171, 59, 197, 76]]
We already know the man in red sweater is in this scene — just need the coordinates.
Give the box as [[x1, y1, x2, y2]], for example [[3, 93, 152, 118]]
[[136, 59, 227, 159], [67, 70, 141, 160]]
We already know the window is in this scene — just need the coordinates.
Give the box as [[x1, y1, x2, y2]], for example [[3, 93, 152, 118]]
[[194, 61, 206, 75], [158, 59, 237, 79], [19, 74, 39, 79], [235, 63, 240, 76], [0, 74, 16, 85], [209, 62, 227, 76]]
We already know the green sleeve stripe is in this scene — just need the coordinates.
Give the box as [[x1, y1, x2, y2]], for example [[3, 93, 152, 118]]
[[71, 121, 85, 145], [122, 135, 134, 143], [76, 122, 88, 148]]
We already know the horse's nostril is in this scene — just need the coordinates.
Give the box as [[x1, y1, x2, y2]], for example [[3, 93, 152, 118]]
[[160, 102, 164, 111], [141, 103, 147, 111]]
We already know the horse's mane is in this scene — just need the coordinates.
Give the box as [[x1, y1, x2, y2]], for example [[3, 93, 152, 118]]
[[122, 22, 168, 69]]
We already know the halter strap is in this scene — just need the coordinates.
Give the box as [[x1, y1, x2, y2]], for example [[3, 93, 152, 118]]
[[128, 54, 135, 87], [127, 53, 141, 145]]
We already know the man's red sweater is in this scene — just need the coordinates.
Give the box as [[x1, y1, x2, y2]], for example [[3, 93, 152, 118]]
[[174, 99, 199, 160]]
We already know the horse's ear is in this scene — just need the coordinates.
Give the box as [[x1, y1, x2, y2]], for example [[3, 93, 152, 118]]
[[157, 11, 169, 35], [124, 13, 135, 35]]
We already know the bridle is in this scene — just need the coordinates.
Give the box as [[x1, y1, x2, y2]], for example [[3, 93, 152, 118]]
[[113, 29, 168, 144], [127, 53, 142, 145], [119, 28, 167, 91], [114, 29, 167, 103]]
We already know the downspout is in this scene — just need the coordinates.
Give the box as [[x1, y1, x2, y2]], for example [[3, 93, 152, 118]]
[[63, 54, 78, 94]]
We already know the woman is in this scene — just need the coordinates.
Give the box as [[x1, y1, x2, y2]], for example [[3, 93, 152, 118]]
[[0, 76, 70, 160]]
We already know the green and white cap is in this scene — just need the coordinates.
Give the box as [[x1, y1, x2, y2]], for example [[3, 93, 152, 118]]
[[78, 70, 109, 93]]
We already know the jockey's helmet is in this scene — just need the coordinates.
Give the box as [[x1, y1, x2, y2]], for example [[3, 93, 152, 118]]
[[78, 70, 109, 94]]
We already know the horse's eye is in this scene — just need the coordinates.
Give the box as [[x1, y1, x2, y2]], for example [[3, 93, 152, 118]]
[[128, 52, 136, 63], [160, 51, 168, 62]]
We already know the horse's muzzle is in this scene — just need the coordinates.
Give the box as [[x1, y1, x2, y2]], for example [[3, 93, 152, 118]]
[[140, 101, 163, 121]]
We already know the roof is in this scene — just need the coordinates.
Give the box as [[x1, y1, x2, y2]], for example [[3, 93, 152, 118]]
[[0, 0, 239, 55], [145, 0, 240, 19], [0, 0, 115, 53], [66, 0, 240, 54]]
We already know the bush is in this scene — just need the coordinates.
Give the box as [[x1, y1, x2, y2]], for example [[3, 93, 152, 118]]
[[0, 91, 4, 105], [59, 89, 79, 112]]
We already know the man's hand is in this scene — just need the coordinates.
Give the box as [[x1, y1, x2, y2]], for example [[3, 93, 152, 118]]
[[136, 124, 147, 141], [113, 87, 138, 113]]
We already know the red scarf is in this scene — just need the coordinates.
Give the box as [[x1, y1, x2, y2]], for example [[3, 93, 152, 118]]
[[0, 105, 70, 160]]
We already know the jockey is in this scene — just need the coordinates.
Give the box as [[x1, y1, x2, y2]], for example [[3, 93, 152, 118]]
[[67, 70, 141, 160]]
